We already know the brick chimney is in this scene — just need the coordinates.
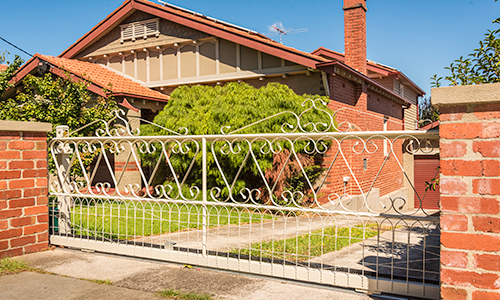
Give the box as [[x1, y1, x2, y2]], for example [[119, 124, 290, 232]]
[[343, 0, 367, 75]]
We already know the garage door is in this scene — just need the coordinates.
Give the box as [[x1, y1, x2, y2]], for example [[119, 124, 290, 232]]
[[414, 155, 440, 209]]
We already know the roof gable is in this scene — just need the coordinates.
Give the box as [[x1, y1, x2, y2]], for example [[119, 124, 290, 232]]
[[8, 54, 169, 102], [312, 47, 424, 96], [60, 0, 326, 69], [78, 10, 211, 58]]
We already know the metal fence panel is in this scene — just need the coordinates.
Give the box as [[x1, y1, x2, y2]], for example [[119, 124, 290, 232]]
[[48, 106, 440, 299]]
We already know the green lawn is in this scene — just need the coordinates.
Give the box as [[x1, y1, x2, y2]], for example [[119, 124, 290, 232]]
[[68, 200, 272, 240], [234, 225, 380, 262]]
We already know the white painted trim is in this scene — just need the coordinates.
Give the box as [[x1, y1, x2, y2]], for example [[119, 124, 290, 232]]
[[145, 50, 150, 82], [147, 65, 307, 88], [236, 44, 241, 72], [121, 55, 125, 74], [196, 44, 200, 77], [215, 39, 220, 75], [177, 46, 181, 79], [134, 52, 138, 79], [159, 48, 164, 81]]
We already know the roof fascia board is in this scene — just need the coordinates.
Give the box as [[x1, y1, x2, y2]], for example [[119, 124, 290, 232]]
[[60, 0, 135, 58], [419, 120, 439, 131], [2, 56, 39, 99], [366, 65, 391, 76], [132, 1, 321, 69], [313, 47, 392, 77], [46, 63, 170, 101], [61, 0, 322, 69], [113, 92, 169, 102], [8, 55, 107, 98], [389, 71, 425, 96], [6, 54, 170, 102], [317, 61, 410, 106], [47, 64, 107, 97], [312, 47, 345, 61], [9, 56, 38, 85], [312, 47, 425, 95]]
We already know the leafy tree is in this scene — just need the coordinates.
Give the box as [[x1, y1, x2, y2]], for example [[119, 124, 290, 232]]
[[432, 0, 500, 87], [140, 82, 333, 203], [0, 51, 23, 97], [418, 96, 439, 124], [0, 58, 118, 179], [0, 72, 117, 139]]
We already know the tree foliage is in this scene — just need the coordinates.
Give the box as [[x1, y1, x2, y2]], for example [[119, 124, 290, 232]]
[[418, 96, 439, 124], [0, 72, 117, 139], [432, 1, 500, 87], [141, 82, 333, 202], [0, 57, 118, 178], [0, 52, 23, 97]]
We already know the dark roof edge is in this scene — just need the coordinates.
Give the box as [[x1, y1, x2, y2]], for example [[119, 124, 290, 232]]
[[317, 60, 411, 107], [59, 0, 134, 58], [5, 54, 170, 102], [313, 46, 425, 96], [59, 0, 326, 69]]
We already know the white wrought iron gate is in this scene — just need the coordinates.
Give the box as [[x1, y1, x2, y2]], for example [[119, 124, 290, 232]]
[[48, 102, 440, 299]]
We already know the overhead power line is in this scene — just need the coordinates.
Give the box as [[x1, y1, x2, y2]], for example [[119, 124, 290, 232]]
[[0, 36, 33, 57]]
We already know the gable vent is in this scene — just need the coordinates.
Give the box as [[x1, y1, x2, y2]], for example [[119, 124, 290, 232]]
[[120, 18, 160, 43]]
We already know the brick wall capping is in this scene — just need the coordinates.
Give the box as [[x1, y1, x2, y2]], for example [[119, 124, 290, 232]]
[[432, 83, 500, 107], [0, 120, 52, 133]]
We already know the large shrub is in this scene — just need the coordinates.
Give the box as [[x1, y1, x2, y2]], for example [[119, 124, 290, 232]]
[[140, 82, 334, 203]]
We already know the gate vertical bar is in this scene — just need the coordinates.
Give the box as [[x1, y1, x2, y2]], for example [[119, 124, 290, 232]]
[[55, 125, 72, 234], [202, 137, 208, 257]]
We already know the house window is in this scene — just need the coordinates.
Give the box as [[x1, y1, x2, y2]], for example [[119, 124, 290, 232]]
[[120, 19, 160, 43]]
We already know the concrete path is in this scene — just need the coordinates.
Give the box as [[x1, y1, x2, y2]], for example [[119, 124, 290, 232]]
[[307, 225, 440, 281], [2, 248, 377, 300], [131, 214, 439, 281], [0, 272, 156, 300], [133, 215, 365, 252]]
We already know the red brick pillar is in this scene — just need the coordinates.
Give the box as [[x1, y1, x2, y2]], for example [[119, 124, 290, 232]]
[[433, 83, 500, 299], [0, 120, 51, 258]]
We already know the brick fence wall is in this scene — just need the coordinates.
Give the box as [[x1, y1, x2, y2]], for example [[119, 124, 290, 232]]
[[0, 120, 52, 258], [433, 83, 500, 300]]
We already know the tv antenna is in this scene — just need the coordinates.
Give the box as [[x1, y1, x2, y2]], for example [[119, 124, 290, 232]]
[[268, 25, 308, 44]]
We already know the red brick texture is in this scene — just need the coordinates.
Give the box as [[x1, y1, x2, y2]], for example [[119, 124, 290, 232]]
[[317, 74, 405, 205], [343, 0, 367, 75], [439, 100, 500, 299], [0, 129, 49, 258]]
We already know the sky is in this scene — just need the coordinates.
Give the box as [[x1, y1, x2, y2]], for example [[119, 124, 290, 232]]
[[0, 0, 498, 96]]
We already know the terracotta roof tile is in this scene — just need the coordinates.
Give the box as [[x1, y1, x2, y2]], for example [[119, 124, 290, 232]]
[[37, 54, 169, 101], [0, 64, 8, 71]]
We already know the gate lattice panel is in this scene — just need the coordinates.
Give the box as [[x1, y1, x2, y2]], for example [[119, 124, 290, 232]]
[[48, 103, 440, 299]]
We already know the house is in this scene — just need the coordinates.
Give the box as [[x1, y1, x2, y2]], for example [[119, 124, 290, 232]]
[[3, 0, 429, 209]]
